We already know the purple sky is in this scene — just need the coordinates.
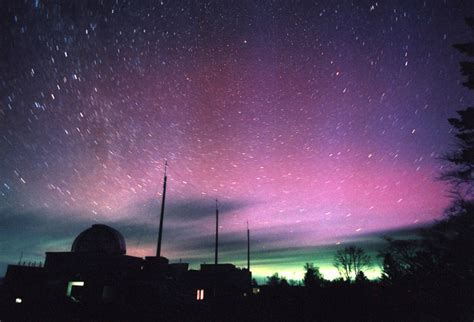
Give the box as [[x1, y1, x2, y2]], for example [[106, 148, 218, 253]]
[[1, 1, 473, 280]]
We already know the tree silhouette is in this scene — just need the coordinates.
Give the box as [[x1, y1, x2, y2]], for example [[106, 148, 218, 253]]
[[303, 262, 324, 288], [379, 237, 420, 279], [266, 273, 288, 287], [251, 278, 258, 287], [453, 18, 474, 90], [354, 271, 369, 284], [378, 19, 474, 320], [333, 246, 371, 281], [288, 279, 300, 286], [441, 108, 474, 199], [441, 18, 474, 201], [380, 252, 403, 285]]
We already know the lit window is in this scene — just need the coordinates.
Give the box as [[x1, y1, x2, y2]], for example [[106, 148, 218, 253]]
[[196, 289, 204, 301], [15, 297, 22, 304], [66, 281, 85, 297]]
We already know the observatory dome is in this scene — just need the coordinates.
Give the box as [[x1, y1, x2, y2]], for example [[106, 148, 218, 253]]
[[71, 224, 126, 255]]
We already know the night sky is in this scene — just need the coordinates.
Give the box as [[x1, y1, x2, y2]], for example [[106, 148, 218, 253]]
[[1, 1, 473, 282]]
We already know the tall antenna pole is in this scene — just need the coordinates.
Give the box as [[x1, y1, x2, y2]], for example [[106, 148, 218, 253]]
[[215, 199, 219, 266], [18, 251, 23, 265], [247, 221, 250, 271], [156, 160, 168, 257]]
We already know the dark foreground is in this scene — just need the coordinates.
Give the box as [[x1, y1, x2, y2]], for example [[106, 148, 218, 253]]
[[1, 282, 471, 321]]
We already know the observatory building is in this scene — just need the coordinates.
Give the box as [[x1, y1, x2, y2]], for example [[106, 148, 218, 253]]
[[1, 164, 252, 313], [71, 224, 126, 254], [44, 224, 143, 303], [2, 223, 251, 308]]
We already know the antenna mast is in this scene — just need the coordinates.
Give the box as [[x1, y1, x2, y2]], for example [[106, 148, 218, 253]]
[[215, 199, 219, 266], [18, 251, 23, 265], [156, 160, 168, 257], [247, 221, 250, 271]]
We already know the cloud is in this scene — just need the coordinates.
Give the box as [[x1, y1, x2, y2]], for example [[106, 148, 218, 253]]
[[122, 196, 254, 222], [0, 206, 87, 275], [0, 201, 430, 281], [0, 207, 85, 247]]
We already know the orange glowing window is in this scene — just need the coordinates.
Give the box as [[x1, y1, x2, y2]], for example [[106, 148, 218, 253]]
[[196, 289, 204, 300]]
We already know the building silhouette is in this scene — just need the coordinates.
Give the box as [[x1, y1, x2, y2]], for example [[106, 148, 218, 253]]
[[0, 164, 252, 315], [1, 222, 251, 310]]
